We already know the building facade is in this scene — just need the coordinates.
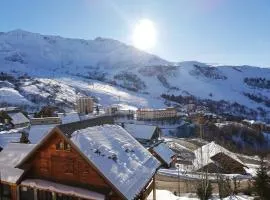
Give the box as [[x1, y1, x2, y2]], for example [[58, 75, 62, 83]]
[[136, 107, 177, 120], [30, 117, 61, 125], [0, 117, 160, 200], [76, 97, 94, 114]]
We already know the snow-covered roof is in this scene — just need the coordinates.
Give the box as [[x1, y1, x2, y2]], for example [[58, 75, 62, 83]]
[[0, 164, 25, 184], [58, 112, 80, 124], [57, 115, 114, 137], [193, 141, 244, 171], [71, 125, 160, 200], [137, 107, 176, 111], [21, 179, 105, 200], [0, 132, 22, 148], [243, 119, 266, 125], [123, 124, 158, 140], [0, 143, 35, 184], [0, 107, 19, 112], [0, 143, 36, 167], [28, 124, 56, 144], [152, 143, 176, 166], [8, 112, 30, 125]]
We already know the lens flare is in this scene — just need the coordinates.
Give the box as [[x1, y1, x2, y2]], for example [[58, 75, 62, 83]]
[[132, 19, 157, 50]]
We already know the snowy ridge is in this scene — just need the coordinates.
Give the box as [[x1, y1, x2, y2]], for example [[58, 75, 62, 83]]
[[0, 87, 32, 106], [70, 124, 160, 200], [0, 30, 270, 120]]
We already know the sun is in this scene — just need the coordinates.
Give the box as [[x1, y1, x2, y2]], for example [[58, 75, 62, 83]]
[[132, 19, 157, 50]]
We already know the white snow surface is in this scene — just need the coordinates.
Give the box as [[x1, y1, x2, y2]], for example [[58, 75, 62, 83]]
[[0, 87, 32, 105], [0, 164, 24, 184], [147, 190, 254, 200], [8, 112, 30, 125], [58, 112, 80, 124], [123, 123, 157, 140], [153, 143, 176, 165], [0, 143, 36, 184], [28, 124, 57, 144], [21, 179, 105, 200], [0, 143, 36, 167], [70, 124, 160, 200], [193, 141, 244, 171], [0, 132, 22, 148]]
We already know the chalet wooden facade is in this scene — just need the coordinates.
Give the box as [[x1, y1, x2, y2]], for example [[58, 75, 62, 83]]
[[193, 141, 246, 174], [0, 116, 160, 200]]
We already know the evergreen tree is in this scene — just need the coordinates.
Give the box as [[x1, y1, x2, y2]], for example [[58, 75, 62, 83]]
[[254, 156, 270, 200]]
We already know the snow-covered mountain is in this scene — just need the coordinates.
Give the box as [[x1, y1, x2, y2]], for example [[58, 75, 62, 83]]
[[0, 30, 270, 121]]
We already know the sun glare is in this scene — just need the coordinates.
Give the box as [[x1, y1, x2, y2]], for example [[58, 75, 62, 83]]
[[132, 19, 157, 50]]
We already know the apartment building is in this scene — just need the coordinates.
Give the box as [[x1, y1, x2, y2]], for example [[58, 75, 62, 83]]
[[76, 97, 94, 114], [136, 107, 177, 120]]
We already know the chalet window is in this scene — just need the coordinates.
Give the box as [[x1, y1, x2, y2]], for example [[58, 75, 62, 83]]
[[56, 141, 64, 150], [56, 140, 71, 151], [60, 142, 64, 150], [65, 143, 71, 151]]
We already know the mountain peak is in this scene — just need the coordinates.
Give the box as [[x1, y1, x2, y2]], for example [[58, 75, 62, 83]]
[[7, 29, 33, 34]]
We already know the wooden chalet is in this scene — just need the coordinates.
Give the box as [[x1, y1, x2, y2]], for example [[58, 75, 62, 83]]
[[0, 108, 30, 129], [0, 116, 160, 200], [193, 141, 246, 174], [206, 152, 246, 174]]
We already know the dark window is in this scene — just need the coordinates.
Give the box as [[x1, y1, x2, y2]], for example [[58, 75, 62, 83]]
[[56, 193, 76, 200], [0, 184, 11, 200], [37, 190, 52, 200], [20, 186, 35, 200]]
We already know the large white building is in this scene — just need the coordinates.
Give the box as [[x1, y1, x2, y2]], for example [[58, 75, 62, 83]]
[[136, 107, 177, 120], [76, 97, 94, 114]]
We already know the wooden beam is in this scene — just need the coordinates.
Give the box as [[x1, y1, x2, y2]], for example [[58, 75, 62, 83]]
[[142, 178, 154, 200], [153, 176, 156, 200]]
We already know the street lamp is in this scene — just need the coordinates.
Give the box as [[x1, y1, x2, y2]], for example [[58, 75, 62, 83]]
[[175, 163, 181, 197]]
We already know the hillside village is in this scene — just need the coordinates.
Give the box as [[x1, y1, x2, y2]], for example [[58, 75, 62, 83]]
[[1, 0, 270, 198], [0, 96, 269, 200]]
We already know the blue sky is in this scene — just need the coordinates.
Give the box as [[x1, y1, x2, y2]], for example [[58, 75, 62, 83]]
[[1, 0, 270, 67]]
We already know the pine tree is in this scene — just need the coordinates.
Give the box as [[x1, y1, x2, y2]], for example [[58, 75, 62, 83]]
[[254, 156, 270, 200]]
